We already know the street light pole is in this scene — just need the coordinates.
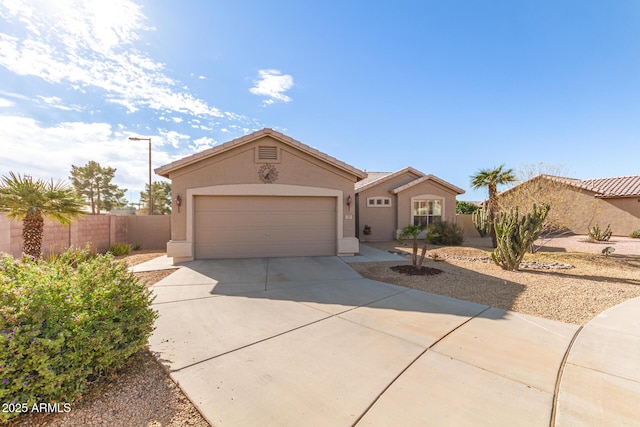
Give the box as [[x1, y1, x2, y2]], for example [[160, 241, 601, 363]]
[[128, 136, 153, 215]]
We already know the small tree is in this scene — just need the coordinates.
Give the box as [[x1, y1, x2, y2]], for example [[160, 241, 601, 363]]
[[0, 173, 85, 258], [397, 224, 430, 268], [491, 204, 550, 271], [456, 201, 479, 214], [140, 181, 172, 215], [70, 161, 127, 214], [470, 165, 517, 248]]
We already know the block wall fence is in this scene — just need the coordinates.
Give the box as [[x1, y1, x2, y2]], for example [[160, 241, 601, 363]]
[[0, 213, 170, 258]]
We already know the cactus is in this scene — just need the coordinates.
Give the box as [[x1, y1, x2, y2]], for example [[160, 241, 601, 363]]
[[491, 203, 550, 271], [472, 208, 490, 237], [588, 224, 612, 242]]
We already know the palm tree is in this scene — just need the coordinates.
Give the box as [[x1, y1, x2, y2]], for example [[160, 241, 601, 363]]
[[397, 224, 430, 268], [0, 172, 85, 258], [470, 165, 516, 248]]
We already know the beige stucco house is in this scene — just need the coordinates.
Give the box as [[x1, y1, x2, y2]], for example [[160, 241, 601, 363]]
[[355, 167, 465, 242], [498, 174, 640, 236], [156, 128, 367, 262], [156, 129, 466, 261]]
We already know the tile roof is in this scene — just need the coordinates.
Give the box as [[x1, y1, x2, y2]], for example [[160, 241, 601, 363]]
[[505, 174, 640, 199], [354, 167, 424, 193], [354, 172, 394, 189], [155, 128, 367, 179], [391, 174, 465, 195], [580, 176, 640, 198]]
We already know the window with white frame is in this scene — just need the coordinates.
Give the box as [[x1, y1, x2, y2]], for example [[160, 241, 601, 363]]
[[367, 197, 392, 207], [412, 199, 442, 227]]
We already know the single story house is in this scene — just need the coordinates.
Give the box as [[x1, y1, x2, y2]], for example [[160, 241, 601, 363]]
[[355, 167, 465, 241], [156, 128, 464, 261], [498, 174, 640, 236]]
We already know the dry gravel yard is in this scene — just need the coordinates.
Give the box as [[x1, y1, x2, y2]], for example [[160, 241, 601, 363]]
[[358, 237, 640, 325], [8, 239, 640, 426]]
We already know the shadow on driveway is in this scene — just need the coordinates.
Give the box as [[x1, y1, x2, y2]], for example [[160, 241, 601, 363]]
[[148, 256, 579, 426]]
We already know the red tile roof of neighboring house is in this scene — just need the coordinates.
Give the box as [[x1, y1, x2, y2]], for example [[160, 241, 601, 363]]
[[580, 176, 640, 198], [508, 174, 640, 199]]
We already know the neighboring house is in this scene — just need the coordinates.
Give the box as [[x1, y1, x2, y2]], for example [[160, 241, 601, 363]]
[[355, 167, 465, 241], [499, 174, 640, 236], [155, 128, 467, 261], [155, 128, 367, 262]]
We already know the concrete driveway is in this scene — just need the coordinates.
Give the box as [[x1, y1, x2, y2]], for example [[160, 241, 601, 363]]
[[146, 254, 639, 426]]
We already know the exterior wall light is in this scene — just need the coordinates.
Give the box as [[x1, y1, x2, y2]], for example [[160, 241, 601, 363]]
[[175, 195, 182, 213]]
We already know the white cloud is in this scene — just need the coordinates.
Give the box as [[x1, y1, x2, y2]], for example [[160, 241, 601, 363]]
[[37, 95, 81, 111], [0, 97, 14, 107], [0, 0, 224, 118], [0, 115, 179, 200], [158, 129, 189, 149], [198, 75, 206, 80], [190, 136, 216, 152], [249, 69, 294, 105], [171, 117, 183, 123]]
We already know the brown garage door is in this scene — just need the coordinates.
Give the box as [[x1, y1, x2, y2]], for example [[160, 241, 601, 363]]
[[194, 195, 337, 259]]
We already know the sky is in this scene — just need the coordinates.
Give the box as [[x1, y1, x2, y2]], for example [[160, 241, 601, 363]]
[[0, 0, 638, 203]]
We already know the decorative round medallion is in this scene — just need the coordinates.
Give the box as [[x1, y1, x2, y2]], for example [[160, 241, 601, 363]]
[[258, 163, 279, 183]]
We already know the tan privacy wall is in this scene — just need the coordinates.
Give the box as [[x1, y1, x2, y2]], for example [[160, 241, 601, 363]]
[[0, 213, 170, 257], [126, 215, 172, 250], [457, 214, 482, 238]]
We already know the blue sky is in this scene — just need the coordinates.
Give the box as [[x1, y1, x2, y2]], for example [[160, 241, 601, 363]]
[[1, 1, 638, 203]]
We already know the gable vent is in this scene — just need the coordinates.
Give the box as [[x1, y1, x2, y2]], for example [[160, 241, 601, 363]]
[[258, 146, 278, 160]]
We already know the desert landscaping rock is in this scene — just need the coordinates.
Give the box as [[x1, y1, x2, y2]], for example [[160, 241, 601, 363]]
[[356, 239, 640, 325], [429, 253, 574, 270]]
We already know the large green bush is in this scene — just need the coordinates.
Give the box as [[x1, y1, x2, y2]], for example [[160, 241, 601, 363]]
[[426, 220, 465, 246], [0, 248, 157, 422]]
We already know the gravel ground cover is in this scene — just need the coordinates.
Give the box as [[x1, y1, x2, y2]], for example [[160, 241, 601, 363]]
[[358, 237, 640, 325]]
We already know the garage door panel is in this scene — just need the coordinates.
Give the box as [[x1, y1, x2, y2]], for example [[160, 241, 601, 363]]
[[194, 196, 337, 259]]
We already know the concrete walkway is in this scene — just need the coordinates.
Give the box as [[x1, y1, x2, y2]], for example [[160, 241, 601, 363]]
[[147, 252, 640, 426]]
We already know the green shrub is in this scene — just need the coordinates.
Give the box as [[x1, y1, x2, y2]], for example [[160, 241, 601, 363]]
[[588, 224, 612, 242], [47, 245, 97, 266], [456, 201, 478, 214], [0, 248, 157, 422], [426, 220, 465, 246], [602, 246, 615, 257], [630, 230, 640, 239], [106, 242, 132, 256]]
